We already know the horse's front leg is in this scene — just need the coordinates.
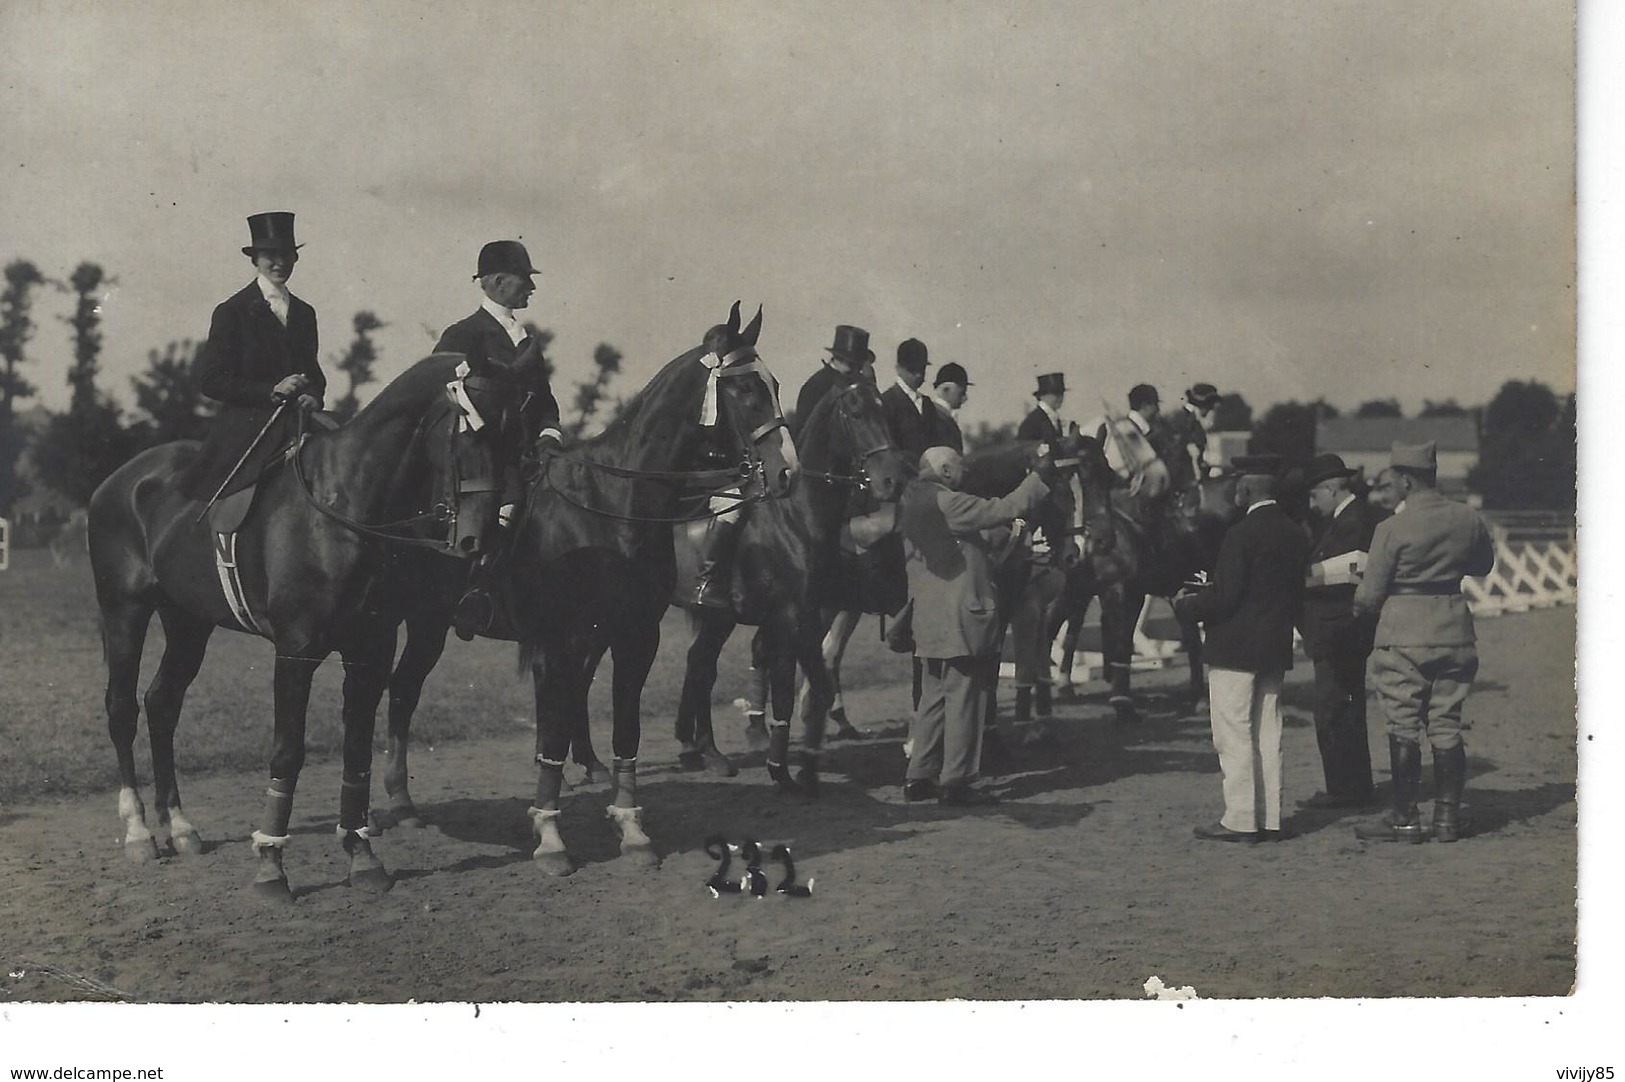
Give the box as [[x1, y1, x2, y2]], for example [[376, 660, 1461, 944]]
[[251, 645, 326, 903], [1102, 586, 1143, 724], [790, 616, 835, 797], [337, 626, 397, 893], [145, 607, 215, 857], [605, 614, 660, 867], [675, 609, 738, 777], [527, 641, 577, 877], [568, 636, 609, 787], [382, 610, 448, 828]]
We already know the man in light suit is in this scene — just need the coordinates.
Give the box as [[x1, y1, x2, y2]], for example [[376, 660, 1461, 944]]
[[901, 446, 1049, 806], [182, 211, 325, 503], [1352, 441, 1496, 843], [1173, 454, 1311, 842], [1297, 453, 1382, 808]]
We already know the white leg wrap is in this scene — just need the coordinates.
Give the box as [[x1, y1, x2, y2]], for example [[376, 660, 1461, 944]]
[[334, 824, 376, 839], [118, 787, 152, 844], [250, 830, 290, 853], [528, 806, 566, 857], [606, 804, 652, 847]]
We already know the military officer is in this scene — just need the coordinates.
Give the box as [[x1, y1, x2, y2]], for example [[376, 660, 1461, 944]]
[[1352, 441, 1496, 844]]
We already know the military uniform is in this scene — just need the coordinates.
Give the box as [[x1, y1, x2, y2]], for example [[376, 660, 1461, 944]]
[[1352, 441, 1495, 842]]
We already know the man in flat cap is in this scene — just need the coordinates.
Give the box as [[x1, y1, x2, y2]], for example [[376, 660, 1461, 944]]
[[1297, 452, 1382, 808], [1173, 454, 1310, 843], [881, 338, 939, 464], [901, 445, 1051, 806], [1016, 372, 1067, 446], [183, 211, 325, 504], [1352, 441, 1495, 843], [928, 362, 971, 453], [437, 239, 563, 639]]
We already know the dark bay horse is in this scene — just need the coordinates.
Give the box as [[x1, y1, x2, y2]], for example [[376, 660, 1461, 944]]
[[1052, 436, 1241, 721], [381, 303, 797, 875], [88, 354, 535, 901], [663, 379, 908, 795]]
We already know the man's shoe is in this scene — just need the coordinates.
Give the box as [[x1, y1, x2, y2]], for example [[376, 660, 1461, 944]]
[[1192, 821, 1260, 844], [1297, 791, 1375, 810], [452, 588, 494, 642], [938, 784, 999, 807], [829, 709, 868, 741], [903, 779, 939, 803], [1352, 813, 1426, 844]]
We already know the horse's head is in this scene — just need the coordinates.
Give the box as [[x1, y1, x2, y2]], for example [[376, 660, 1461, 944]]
[[804, 381, 908, 502], [1066, 434, 1120, 558], [699, 302, 797, 500]]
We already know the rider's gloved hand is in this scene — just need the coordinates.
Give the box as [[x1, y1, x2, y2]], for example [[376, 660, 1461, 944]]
[[296, 393, 321, 411], [271, 374, 309, 402]]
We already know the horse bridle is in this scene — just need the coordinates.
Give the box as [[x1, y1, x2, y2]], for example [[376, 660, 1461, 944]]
[[528, 346, 792, 525], [290, 370, 521, 554], [801, 385, 897, 491]]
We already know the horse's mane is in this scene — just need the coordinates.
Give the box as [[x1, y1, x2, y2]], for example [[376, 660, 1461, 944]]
[[578, 344, 708, 449], [351, 354, 463, 423]]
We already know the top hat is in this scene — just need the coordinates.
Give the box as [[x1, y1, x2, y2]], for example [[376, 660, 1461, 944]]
[[475, 240, 539, 279], [825, 325, 875, 366], [1129, 383, 1160, 410], [1390, 440, 1437, 472], [242, 212, 301, 255], [1231, 453, 1284, 476], [897, 338, 930, 373], [1303, 452, 1358, 488], [1035, 372, 1066, 397], [934, 361, 972, 387], [1184, 383, 1221, 410]]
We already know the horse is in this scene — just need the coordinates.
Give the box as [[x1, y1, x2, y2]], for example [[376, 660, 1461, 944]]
[[654, 378, 909, 796], [380, 302, 798, 875], [87, 352, 537, 901], [1050, 435, 1241, 722]]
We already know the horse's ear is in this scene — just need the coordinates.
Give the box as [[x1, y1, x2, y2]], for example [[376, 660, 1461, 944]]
[[742, 305, 763, 347], [727, 301, 742, 337]]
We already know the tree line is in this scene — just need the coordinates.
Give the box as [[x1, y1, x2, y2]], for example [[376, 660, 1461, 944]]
[[0, 257, 626, 532]]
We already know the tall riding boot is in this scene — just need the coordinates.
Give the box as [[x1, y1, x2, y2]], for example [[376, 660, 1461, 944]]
[[693, 514, 742, 610], [1431, 744, 1468, 842], [1355, 737, 1425, 843], [453, 555, 496, 641]]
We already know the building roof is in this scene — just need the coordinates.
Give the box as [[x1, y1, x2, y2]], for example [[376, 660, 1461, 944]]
[[1315, 415, 1479, 454]]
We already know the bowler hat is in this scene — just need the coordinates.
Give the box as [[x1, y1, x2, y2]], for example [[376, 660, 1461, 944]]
[[242, 211, 301, 255], [897, 338, 930, 373], [825, 325, 875, 366], [1303, 452, 1358, 488], [1129, 383, 1160, 410], [475, 240, 539, 279], [1035, 372, 1066, 397], [1232, 453, 1284, 476], [1185, 383, 1221, 410], [934, 362, 972, 387], [1390, 441, 1437, 472]]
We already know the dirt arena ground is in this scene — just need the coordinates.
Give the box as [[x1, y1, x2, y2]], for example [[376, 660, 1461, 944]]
[[0, 581, 1577, 1004]]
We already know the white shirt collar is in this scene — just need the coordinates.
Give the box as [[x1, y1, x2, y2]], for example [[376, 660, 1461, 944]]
[[481, 296, 527, 346], [895, 376, 925, 409], [1039, 401, 1062, 427], [1247, 499, 1277, 515], [1333, 493, 1356, 518], [1393, 499, 1408, 515], [256, 274, 289, 303]]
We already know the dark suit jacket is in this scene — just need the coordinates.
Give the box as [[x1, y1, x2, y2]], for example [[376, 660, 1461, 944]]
[[435, 308, 561, 433], [794, 362, 862, 439], [880, 383, 939, 463], [1015, 406, 1063, 446], [927, 400, 963, 453], [1299, 497, 1381, 661], [182, 281, 323, 500], [1176, 502, 1310, 673]]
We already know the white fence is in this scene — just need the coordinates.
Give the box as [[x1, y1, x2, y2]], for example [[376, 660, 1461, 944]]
[[1463, 511, 1577, 617]]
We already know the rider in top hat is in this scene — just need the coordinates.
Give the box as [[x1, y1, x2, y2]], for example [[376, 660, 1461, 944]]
[[1297, 452, 1382, 809], [1016, 372, 1067, 445], [438, 239, 563, 639], [794, 324, 876, 435], [1352, 441, 1496, 844], [928, 362, 972, 453], [182, 212, 325, 503], [880, 337, 939, 465]]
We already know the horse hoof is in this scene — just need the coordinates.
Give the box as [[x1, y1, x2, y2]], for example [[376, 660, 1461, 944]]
[[124, 837, 160, 863], [677, 750, 706, 772], [250, 876, 295, 905], [171, 831, 206, 857], [703, 750, 739, 778], [620, 843, 661, 869], [347, 865, 394, 894], [533, 849, 576, 877]]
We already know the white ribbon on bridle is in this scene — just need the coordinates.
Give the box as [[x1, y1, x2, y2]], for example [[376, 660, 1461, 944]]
[[445, 359, 486, 433], [698, 347, 784, 427]]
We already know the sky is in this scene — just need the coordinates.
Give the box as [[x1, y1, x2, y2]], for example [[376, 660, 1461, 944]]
[[0, 0, 1575, 433]]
